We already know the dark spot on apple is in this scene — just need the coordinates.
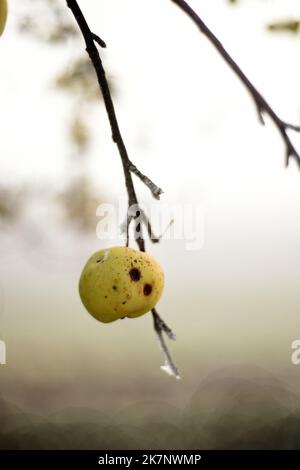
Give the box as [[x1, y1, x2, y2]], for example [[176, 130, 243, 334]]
[[143, 284, 152, 296], [112, 285, 117, 290], [129, 268, 141, 282]]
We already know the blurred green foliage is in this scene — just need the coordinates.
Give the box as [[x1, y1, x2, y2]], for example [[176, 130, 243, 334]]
[[56, 176, 102, 232], [11, 0, 107, 232], [0, 187, 25, 222], [267, 19, 300, 34], [18, 0, 78, 43]]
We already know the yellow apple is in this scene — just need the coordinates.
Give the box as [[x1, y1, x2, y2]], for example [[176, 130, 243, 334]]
[[79, 246, 164, 323], [0, 0, 7, 36]]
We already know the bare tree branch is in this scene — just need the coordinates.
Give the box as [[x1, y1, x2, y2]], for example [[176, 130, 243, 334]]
[[66, 0, 179, 378], [66, 0, 162, 252], [171, 0, 300, 168]]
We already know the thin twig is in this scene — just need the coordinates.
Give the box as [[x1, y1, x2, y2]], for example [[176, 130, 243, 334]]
[[140, 210, 174, 243], [152, 308, 177, 340], [171, 0, 300, 168], [152, 309, 180, 379], [120, 208, 174, 244], [128, 162, 163, 200], [92, 32, 106, 48], [66, 0, 179, 378]]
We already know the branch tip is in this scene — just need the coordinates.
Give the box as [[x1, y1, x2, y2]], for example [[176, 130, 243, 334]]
[[171, 0, 300, 169], [152, 309, 180, 379], [92, 32, 106, 48]]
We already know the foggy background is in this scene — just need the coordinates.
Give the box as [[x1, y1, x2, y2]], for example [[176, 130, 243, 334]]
[[1, 0, 300, 449]]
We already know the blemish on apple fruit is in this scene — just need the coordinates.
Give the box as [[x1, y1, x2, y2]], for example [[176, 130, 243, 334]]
[[143, 284, 152, 296]]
